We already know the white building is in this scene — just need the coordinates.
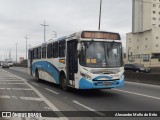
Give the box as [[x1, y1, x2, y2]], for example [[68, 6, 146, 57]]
[[126, 0, 160, 67]]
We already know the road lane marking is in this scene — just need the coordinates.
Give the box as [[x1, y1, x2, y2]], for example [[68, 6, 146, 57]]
[[2, 69, 68, 120], [0, 95, 10, 99], [0, 83, 25, 84], [45, 88, 60, 95], [11, 96, 18, 99], [10, 67, 27, 72], [114, 89, 160, 100], [73, 100, 95, 111], [0, 95, 42, 101], [20, 97, 43, 101], [0, 79, 22, 82], [72, 100, 105, 116], [0, 88, 33, 90], [31, 82, 39, 86], [0, 78, 21, 79]]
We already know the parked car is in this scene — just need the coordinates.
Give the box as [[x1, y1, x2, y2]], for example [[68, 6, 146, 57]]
[[2, 62, 9, 68], [124, 63, 150, 73]]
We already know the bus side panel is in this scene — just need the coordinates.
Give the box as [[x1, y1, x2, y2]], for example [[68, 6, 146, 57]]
[[32, 60, 60, 84]]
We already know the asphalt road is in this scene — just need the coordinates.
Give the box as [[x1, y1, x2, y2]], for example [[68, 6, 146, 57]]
[[0, 66, 160, 120]]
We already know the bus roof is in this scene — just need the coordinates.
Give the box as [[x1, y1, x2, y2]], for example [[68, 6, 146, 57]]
[[29, 30, 121, 50]]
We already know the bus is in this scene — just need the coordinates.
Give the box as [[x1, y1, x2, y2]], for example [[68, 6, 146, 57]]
[[28, 30, 124, 90]]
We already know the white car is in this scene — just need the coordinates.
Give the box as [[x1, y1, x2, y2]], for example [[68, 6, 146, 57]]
[[2, 62, 9, 68]]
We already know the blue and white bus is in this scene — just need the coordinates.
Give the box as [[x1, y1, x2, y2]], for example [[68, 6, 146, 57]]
[[28, 30, 124, 90]]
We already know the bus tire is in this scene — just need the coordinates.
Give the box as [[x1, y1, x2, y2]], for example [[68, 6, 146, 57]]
[[60, 75, 68, 91], [35, 69, 40, 82]]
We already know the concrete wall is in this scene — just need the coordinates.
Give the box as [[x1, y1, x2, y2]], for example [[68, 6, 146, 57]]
[[125, 69, 160, 85]]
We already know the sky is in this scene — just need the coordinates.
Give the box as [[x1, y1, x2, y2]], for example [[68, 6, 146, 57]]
[[0, 0, 132, 61]]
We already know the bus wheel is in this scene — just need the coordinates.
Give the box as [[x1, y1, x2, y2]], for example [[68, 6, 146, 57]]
[[60, 76, 68, 91], [35, 70, 40, 82]]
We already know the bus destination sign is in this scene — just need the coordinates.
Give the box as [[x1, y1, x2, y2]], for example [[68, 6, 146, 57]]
[[81, 31, 121, 40]]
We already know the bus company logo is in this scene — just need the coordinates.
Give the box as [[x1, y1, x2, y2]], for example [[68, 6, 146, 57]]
[[2, 112, 11, 117]]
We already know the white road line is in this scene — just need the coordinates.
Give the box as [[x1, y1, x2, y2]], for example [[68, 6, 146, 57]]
[[0, 83, 25, 84], [20, 97, 43, 101], [11, 96, 18, 99], [2, 69, 68, 120], [0, 88, 33, 90], [31, 82, 39, 86], [10, 67, 27, 69], [72, 100, 105, 116], [114, 89, 160, 100], [0, 95, 43, 101], [0, 77, 20, 79], [0, 80, 22, 82], [45, 88, 60, 95], [73, 100, 95, 111], [126, 81, 160, 88], [0, 95, 10, 99], [10, 68, 27, 72]]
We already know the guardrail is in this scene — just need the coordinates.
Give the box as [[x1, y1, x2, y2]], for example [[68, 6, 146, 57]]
[[13, 63, 27, 68]]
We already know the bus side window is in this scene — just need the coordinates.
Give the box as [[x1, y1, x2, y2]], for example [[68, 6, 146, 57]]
[[53, 42, 58, 58], [42, 46, 46, 58], [59, 40, 65, 57], [47, 43, 53, 58], [33, 48, 38, 59], [38, 47, 41, 59]]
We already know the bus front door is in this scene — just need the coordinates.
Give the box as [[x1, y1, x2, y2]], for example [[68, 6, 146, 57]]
[[67, 40, 78, 86]]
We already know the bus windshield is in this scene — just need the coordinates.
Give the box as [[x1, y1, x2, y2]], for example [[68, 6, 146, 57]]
[[79, 41, 122, 68]]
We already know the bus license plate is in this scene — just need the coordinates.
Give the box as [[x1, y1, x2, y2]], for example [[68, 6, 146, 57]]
[[104, 82, 115, 86]]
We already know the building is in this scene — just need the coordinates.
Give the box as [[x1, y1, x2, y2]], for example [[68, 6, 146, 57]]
[[126, 0, 160, 67]]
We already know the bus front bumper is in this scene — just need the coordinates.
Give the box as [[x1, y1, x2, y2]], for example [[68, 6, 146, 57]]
[[79, 76, 124, 89]]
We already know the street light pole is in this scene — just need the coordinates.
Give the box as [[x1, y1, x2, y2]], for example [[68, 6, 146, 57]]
[[15, 43, 18, 63], [24, 35, 29, 60], [41, 21, 49, 42], [98, 0, 102, 30]]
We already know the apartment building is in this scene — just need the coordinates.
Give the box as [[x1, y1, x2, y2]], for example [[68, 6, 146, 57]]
[[126, 0, 160, 67]]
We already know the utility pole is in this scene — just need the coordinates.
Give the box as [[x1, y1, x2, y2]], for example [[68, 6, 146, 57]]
[[24, 35, 29, 60], [41, 21, 49, 42], [15, 43, 18, 63], [9, 49, 11, 59], [98, 0, 102, 30]]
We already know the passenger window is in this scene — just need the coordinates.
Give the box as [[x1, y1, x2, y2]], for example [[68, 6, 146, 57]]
[[59, 40, 66, 57], [47, 43, 53, 58], [42, 46, 46, 58], [53, 42, 58, 58]]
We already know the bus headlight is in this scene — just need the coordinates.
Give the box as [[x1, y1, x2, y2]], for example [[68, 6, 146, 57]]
[[80, 72, 92, 80], [85, 74, 92, 80]]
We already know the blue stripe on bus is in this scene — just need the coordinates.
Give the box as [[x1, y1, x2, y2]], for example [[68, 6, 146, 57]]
[[32, 61, 60, 84]]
